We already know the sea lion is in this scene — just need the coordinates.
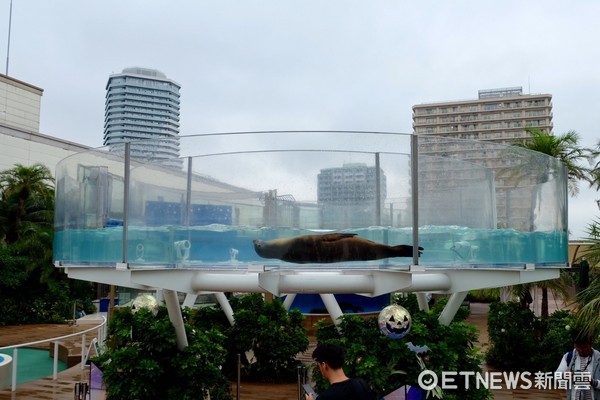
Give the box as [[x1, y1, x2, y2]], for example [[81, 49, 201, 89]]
[[253, 233, 422, 264]]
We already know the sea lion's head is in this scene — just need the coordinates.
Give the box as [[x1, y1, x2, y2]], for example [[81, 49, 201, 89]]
[[253, 239, 288, 260]]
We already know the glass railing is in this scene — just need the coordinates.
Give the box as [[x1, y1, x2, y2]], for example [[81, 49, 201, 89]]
[[54, 131, 567, 269]]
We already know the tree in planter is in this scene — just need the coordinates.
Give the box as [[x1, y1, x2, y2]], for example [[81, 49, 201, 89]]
[[314, 311, 490, 400], [190, 293, 309, 383], [93, 306, 232, 400]]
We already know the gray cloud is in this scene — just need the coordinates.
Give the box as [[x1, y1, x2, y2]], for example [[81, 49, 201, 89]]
[[2, 0, 599, 238]]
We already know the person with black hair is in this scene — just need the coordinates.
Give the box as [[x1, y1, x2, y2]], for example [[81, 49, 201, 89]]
[[556, 330, 600, 400], [307, 342, 378, 400]]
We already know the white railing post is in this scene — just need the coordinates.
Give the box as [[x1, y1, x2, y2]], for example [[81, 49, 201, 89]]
[[53, 342, 59, 380], [11, 348, 17, 392], [0, 315, 106, 390], [81, 334, 86, 368]]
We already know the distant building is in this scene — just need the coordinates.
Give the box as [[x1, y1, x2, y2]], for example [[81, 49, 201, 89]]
[[0, 73, 89, 171], [412, 87, 554, 230], [318, 163, 387, 228], [412, 87, 553, 142], [104, 67, 182, 168], [0, 73, 43, 133]]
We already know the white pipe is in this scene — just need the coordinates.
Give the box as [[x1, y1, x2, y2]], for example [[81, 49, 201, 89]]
[[192, 273, 263, 293], [214, 292, 235, 326], [407, 274, 451, 292], [163, 289, 188, 350], [282, 294, 296, 311], [438, 291, 468, 326], [192, 272, 451, 295], [279, 274, 372, 293], [320, 294, 344, 328]]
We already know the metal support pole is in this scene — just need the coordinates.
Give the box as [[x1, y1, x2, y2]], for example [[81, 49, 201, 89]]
[[438, 291, 468, 326], [163, 289, 189, 350], [320, 294, 344, 329], [185, 157, 192, 227], [297, 365, 306, 400], [5, 0, 13, 75], [282, 294, 296, 311], [410, 134, 420, 266], [122, 142, 131, 264], [215, 292, 235, 326], [375, 152, 381, 226], [236, 353, 241, 400], [416, 293, 430, 312]]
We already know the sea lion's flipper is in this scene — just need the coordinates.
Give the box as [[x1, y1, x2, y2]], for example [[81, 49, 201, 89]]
[[391, 245, 424, 257], [319, 233, 357, 242]]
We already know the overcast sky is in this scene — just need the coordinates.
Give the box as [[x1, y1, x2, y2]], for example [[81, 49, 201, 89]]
[[2, 0, 599, 239]]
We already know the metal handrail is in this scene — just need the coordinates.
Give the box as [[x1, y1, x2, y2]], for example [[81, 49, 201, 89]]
[[0, 316, 107, 392]]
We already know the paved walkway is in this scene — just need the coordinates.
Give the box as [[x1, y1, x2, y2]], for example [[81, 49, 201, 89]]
[[0, 298, 571, 399]]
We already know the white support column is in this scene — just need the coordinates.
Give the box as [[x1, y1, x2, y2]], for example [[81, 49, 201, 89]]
[[416, 293, 430, 312], [163, 289, 188, 350], [320, 294, 344, 328], [438, 291, 468, 326], [282, 294, 296, 311], [182, 294, 198, 308], [215, 292, 235, 326]]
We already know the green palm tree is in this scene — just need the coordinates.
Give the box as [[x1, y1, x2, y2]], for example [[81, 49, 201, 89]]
[[0, 163, 54, 244], [513, 128, 595, 318], [513, 128, 594, 196]]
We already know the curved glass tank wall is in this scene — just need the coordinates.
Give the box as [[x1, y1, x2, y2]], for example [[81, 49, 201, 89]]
[[53, 131, 567, 270]]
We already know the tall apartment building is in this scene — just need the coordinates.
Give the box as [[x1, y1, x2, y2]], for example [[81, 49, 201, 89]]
[[412, 87, 553, 142], [412, 87, 554, 230], [318, 163, 387, 228], [104, 67, 182, 168]]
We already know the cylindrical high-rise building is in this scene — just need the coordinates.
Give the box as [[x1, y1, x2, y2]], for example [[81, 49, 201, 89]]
[[104, 67, 182, 168]]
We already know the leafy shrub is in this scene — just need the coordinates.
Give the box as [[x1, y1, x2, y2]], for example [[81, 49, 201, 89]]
[[314, 309, 490, 400], [486, 301, 541, 371], [534, 310, 574, 371], [93, 306, 232, 400], [486, 302, 579, 372], [189, 293, 309, 383]]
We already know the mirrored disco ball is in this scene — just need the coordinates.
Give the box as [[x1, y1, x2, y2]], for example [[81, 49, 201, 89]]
[[131, 293, 159, 315], [378, 304, 412, 339]]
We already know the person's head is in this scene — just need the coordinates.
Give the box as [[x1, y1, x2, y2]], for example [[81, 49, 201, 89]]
[[312, 342, 345, 370], [572, 330, 593, 357]]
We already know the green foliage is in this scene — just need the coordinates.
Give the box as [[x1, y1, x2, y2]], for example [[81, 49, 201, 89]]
[[189, 294, 309, 383], [486, 301, 541, 371], [486, 301, 577, 372], [314, 309, 490, 400], [536, 310, 575, 370], [466, 289, 500, 303], [93, 306, 232, 400], [0, 163, 96, 325], [391, 292, 420, 315]]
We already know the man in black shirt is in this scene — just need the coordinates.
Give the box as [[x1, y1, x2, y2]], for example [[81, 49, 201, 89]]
[[307, 342, 378, 400]]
